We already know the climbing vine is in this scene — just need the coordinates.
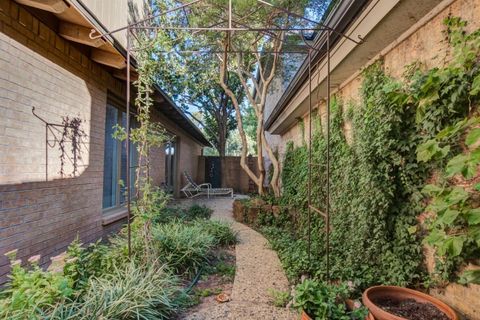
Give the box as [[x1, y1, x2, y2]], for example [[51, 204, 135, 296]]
[[113, 33, 169, 262], [262, 16, 480, 288]]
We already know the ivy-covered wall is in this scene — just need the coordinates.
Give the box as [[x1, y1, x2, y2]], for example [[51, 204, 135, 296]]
[[266, 1, 480, 318]]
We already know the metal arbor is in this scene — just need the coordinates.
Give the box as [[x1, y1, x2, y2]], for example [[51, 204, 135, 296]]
[[90, 0, 362, 282]]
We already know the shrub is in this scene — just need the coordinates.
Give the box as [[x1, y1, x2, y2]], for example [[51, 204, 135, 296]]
[[0, 251, 74, 319], [153, 207, 186, 224], [47, 262, 187, 320], [196, 219, 237, 246], [186, 204, 213, 220], [63, 239, 112, 291], [293, 280, 367, 320], [153, 221, 216, 276], [153, 205, 213, 224]]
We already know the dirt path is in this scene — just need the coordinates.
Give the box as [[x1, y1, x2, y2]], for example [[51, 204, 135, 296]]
[[179, 197, 296, 320]]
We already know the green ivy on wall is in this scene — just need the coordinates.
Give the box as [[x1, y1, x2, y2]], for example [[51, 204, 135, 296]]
[[263, 16, 480, 289]]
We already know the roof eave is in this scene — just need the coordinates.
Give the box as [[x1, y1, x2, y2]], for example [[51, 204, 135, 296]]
[[264, 0, 369, 131], [70, 0, 211, 147]]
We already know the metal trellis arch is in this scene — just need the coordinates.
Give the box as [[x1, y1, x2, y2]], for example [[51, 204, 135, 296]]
[[89, 0, 363, 282]]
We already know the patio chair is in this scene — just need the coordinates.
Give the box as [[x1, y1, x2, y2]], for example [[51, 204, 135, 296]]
[[181, 171, 234, 198]]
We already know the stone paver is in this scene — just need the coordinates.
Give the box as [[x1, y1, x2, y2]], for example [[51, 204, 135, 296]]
[[178, 197, 296, 320]]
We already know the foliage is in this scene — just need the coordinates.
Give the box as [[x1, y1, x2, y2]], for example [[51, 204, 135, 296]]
[[293, 280, 367, 320], [274, 65, 426, 288], [412, 17, 480, 284], [186, 205, 214, 220], [152, 218, 236, 276], [213, 260, 236, 280], [153, 204, 213, 223], [153, 221, 216, 276], [262, 226, 314, 281], [47, 263, 187, 320], [418, 119, 480, 283], [62, 238, 133, 292], [196, 219, 238, 246], [262, 17, 480, 288], [267, 288, 291, 308], [0, 251, 74, 319], [63, 239, 110, 291]]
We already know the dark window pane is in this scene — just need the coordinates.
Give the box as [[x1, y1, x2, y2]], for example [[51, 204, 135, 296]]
[[119, 112, 138, 204], [102, 105, 118, 209]]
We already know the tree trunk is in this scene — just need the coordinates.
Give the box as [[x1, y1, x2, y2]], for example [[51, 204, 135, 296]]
[[219, 47, 264, 195]]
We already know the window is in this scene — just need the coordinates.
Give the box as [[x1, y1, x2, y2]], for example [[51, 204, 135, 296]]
[[164, 141, 176, 193], [102, 103, 138, 210]]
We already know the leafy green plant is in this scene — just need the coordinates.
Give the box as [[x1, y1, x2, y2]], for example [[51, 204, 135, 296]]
[[47, 262, 187, 320], [153, 204, 213, 224], [63, 239, 115, 291], [153, 221, 216, 276], [293, 280, 367, 320], [418, 118, 480, 284], [0, 251, 74, 319], [196, 219, 238, 246], [267, 288, 291, 308], [186, 204, 213, 220], [262, 226, 315, 281], [194, 287, 222, 298]]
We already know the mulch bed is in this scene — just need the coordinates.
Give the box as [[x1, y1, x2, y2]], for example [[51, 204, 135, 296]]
[[180, 247, 236, 318], [373, 298, 449, 320]]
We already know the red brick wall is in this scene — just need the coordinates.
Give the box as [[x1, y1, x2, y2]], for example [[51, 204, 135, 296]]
[[0, 0, 203, 284]]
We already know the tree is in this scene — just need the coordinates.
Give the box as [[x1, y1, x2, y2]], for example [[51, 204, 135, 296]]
[[149, 0, 314, 196], [215, 1, 311, 197], [149, 3, 246, 158], [173, 60, 244, 157]]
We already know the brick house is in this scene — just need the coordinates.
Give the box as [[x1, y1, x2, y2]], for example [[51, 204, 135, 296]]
[[0, 0, 209, 284]]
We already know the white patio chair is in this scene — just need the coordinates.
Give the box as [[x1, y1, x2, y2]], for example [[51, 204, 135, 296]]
[[181, 171, 234, 198]]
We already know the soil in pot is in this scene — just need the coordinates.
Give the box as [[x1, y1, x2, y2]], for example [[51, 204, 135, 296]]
[[373, 297, 449, 320]]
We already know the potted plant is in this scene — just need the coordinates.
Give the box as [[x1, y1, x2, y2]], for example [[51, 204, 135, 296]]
[[293, 279, 367, 320], [362, 286, 458, 320]]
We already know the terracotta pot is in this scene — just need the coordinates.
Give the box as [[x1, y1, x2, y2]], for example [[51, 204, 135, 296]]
[[300, 310, 312, 320], [362, 286, 458, 320]]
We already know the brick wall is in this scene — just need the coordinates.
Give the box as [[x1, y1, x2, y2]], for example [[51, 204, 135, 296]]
[[0, 0, 204, 284]]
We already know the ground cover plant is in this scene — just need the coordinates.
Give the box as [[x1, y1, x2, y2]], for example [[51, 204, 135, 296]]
[[153, 204, 213, 224], [0, 199, 237, 320], [255, 17, 480, 294]]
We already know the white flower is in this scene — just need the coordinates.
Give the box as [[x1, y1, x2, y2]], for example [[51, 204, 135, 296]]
[[11, 259, 22, 267], [4, 249, 18, 259], [28, 255, 41, 264]]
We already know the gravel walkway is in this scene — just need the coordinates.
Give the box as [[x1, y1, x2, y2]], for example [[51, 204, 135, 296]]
[[179, 197, 296, 320]]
